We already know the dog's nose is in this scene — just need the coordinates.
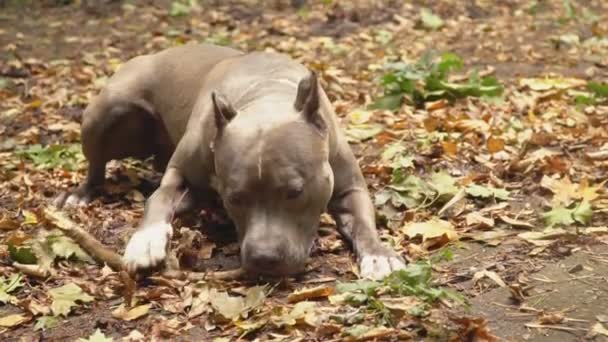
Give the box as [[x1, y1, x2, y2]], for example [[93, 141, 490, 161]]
[[247, 248, 282, 271]]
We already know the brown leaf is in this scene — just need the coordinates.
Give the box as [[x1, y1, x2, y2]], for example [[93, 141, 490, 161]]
[[538, 312, 564, 325], [486, 136, 504, 154], [112, 304, 151, 321], [442, 140, 458, 156], [287, 285, 334, 303], [451, 316, 499, 342]]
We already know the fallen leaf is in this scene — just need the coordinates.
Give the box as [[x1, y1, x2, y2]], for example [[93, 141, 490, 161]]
[[451, 316, 499, 341], [209, 289, 245, 321], [112, 304, 150, 321], [539, 312, 564, 324], [486, 136, 505, 153], [466, 184, 510, 201], [287, 285, 334, 303], [22, 210, 38, 225], [590, 323, 608, 337], [271, 301, 319, 328], [344, 325, 395, 341], [519, 77, 586, 91], [518, 229, 568, 246], [34, 315, 59, 331], [465, 212, 495, 229], [0, 313, 30, 327], [345, 124, 383, 142], [403, 219, 458, 248], [0, 273, 23, 304], [49, 283, 94, 316], [498, 215, 535, 229], [420, 8, 444, 30], [473, 270, 507, 287], [78, 328, 113, 342], [48, 233, 95, 264]]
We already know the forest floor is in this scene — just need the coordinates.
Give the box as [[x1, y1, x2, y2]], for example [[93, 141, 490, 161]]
[[1, 0, 607, 341]]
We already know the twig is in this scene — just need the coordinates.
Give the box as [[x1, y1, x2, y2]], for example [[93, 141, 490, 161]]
[[524, 323, 586, 332], [43, 206, 244, 281], [12, 262, 51, 278]]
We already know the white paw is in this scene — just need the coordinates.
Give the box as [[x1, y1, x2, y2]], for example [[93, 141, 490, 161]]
[[64, 193, 89, 207], [359, 254, 406, 280], [123, 222, 173, 272]]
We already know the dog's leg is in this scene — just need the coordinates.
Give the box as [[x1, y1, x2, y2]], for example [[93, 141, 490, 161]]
[[328, 136, 406, 280], [122, 167, 193, 273], [55, 95, 158, 208]]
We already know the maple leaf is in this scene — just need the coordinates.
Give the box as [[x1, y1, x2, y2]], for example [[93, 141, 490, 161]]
[[78, 329, 113, 342], [466, 184, 510, 201], [0, 273, 23, 304], [49, 283, 94, 317]]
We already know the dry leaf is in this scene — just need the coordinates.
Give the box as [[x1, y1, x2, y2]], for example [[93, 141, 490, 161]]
[[465, 212, 495, 229], [473, 270, 506, 287], [112, 304, 151, 321], [403, 219, 458, 249], [0, 313, 30, 327], [486, 136, 504, 153], [287, 285, 334, 303]]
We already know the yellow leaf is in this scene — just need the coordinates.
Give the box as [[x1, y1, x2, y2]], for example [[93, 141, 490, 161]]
[[519, 77, 586, 91], [402, 219, 458, 249], [0, 313, 29, 327], [540, 175, 579, 206], [111, 304, 150, 321], [22, 210, 38, 225]]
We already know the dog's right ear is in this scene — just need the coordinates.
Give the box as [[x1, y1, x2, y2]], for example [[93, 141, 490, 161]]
[[212, 91, 237, 132]]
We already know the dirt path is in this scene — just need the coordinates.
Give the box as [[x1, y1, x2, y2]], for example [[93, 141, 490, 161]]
[[1, 1, 607, 341]]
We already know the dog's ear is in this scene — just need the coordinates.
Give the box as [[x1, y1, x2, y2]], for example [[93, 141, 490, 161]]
[[294, 70, 326, 132], [212, 91, 237, 132]]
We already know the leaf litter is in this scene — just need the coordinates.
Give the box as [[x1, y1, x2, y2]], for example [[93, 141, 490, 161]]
[[0, 0, 607, 340]]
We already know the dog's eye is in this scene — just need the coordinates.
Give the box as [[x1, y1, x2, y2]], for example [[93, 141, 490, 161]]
[[286, 187, 303, 200]]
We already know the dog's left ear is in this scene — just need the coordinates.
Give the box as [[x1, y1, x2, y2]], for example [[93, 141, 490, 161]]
[[212, 91, 237, 133], [294, 71, 326, 132]]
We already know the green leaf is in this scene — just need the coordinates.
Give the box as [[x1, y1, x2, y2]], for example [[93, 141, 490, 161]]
[[369, 94, 402, 110], [9, 244, 38, 264], [572, 201, 593, 224], [336, 280, 381, 296], [345, 124, 384, 142], [429, 171, 459, 198], [543, 206, 575, 227], [0, 273, 23, 304], [466, 184, 510, 201], [420, 8, 444, 30], [381, 143, 406, 162], [384, 263, 465, 304], [15, 144, 84, 171], [588, 81, 608, 98], [34, 316, 60, 331], [437, 53, 463, 76], [48, 234, 95, 264], [49, 283, 94, 317], [169, 1, 191, 16], [78, 329, 113, 342]]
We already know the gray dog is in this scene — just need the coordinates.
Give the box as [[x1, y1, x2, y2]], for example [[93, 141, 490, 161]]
[[55, 43, 405, 280]]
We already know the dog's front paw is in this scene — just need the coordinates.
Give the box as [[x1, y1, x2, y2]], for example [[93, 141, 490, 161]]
[[359, 251, 406, 280], [123, 222, 173, 273]]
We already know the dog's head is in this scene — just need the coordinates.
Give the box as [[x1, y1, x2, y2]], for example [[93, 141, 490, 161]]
[[211, 71, 334, 276]]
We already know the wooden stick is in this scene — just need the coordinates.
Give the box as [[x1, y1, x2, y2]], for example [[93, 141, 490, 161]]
[[43, 206, 244, 281]]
